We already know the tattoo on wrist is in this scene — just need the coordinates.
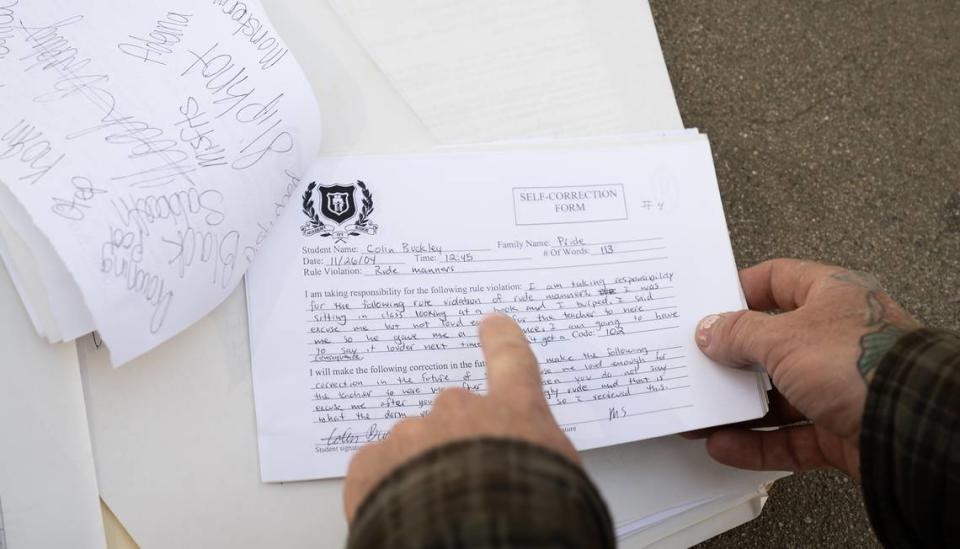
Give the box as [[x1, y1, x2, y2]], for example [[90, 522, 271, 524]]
[[857, 325, 904, 381], [830, 271, 904, 383]]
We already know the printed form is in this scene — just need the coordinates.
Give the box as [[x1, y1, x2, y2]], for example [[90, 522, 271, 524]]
[[247, 136, 768, 481]]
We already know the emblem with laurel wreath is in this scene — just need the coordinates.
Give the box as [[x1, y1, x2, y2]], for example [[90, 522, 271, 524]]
[[301, 180, 378, 239]]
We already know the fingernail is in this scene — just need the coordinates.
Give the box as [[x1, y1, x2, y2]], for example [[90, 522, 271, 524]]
[[696, 315, 721, 347]]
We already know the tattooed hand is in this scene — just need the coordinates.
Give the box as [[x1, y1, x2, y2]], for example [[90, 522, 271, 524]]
[[690, 258, 920, 480]]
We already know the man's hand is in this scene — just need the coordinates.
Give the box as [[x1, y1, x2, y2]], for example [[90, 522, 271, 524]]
[[342, 312, 578, 523], [692, 258, 920, 479]]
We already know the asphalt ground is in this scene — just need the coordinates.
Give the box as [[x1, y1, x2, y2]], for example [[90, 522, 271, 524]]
[[649, 1, 960, 546]]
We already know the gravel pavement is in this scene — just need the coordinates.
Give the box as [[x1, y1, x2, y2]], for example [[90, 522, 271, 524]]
[[649, 1, 960, 546]]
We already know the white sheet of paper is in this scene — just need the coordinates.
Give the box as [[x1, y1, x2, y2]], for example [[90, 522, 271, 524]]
[[247, 137, 766, 481], [327, 0, 683, 143], [0, 264, 106, 549], [622, 490, 766, 548], [583, 437, 787, 544], [0, 0, 320, 365], [79, 291, 345, 549]]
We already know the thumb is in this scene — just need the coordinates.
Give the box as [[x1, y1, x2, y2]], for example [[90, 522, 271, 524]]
[[478, 312, 546, 404], [695, 310, 783, 370]]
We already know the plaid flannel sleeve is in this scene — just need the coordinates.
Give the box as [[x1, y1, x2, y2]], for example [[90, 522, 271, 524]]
[[347, 438, 615, 549], [861, 328, 960, 548]]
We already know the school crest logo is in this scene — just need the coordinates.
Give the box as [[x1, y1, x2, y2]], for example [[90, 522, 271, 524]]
[[301, 180, 378, 240]]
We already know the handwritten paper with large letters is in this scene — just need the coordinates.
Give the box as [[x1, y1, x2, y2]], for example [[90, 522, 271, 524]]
[[0, 0, 320, 364], [247, 137, 768, 481]]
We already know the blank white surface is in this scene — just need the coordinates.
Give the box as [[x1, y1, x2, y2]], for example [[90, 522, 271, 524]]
[[81, 288, 346, 548], [0, 263, 105, 549]]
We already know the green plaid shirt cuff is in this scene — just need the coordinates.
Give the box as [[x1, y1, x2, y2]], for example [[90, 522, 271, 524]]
[[348, 438, 615, 549], [861, 328, 960, 548]]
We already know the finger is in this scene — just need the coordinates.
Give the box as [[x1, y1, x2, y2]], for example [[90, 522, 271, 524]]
[[386, 417, 428, 445], [696, 309, 785, 369], [478, 312, 545, 402], [680, 392, 807, 438], [705, 424, 831, 472], [740, 259, 840, 311], [429, 388, 484, 432]]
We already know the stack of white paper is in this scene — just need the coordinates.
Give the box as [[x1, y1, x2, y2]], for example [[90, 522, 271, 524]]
[[0, 0, 787, 547], [0, 0, 321, 365], [246, 136, 771, 481]]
